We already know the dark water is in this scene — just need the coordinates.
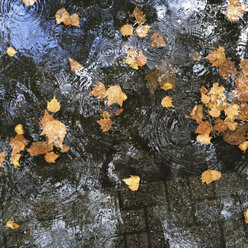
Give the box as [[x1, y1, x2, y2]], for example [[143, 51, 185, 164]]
[[0, 0, 248, 247]]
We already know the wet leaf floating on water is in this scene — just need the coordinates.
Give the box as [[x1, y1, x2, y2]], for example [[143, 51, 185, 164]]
[[206, 46, 226, 67], [15, 124, 24, 135], [45, 152, 59, 163], [68, 57, 83, 72], [125, 49, 147, 69], [114, 108, 123, 116], [224, 103, 240, 120], [40, 110, 55, 129], [227, 0, 248, 22], [218, 59, 238, 80], [90, 82, 106, 100], [102, 111, 111, 118], [150, 32, 166, 48], [7, 47, 17, 57], [238, 141, 248, 152], [97, 118, 112, 132], [120, 24, 134, 36], [55, 8, 80, 27], [201, 169, 222, 184], [133, 6, 146, 25], [0, 151, 6, 168], [60, 144, 70, 153], [105, 85, 127, 107], [245, 210, 248, 223], [196, 134, 212, 145], [161, 82, 173, 91], [47, 96, 60, 113], [23, 0, 36, 6], [136, 25, 151, 38], [6, 220, 20, 229], [195, 122, 212, 145], [27, 141, 51, 156], [185, 105, 203, 124], [161, 96, 173, 108], [213, 119, 228, 133], [122, 175, 140, 191]]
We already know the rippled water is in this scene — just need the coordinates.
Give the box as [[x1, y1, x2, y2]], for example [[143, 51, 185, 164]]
[[0, 0, 248, 247]]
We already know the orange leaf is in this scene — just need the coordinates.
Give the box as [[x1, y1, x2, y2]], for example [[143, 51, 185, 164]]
[[90, 82, 106, 100], [10, 153, 21, 168], [105, 85, 127, 107], [102, 111, 111, 118], [120, 24, 134, 36], [224, 103, 240, 120], [10, 135, 28, 154], [70, 13, 80, 27], [97, 118, 112, 132], [68, 57, 83, 72], [125, 49, 147, 69], [40, 110, 55, 129], [150, 32, 166, 48], [122, 175, 140, 191], [185, 105, 203, 124], [227, 0, 247, 22], [136, 50, 147, 67], [45, 152, 59, 163], [15, 124, 24, 135], [0, 151, 6, 168], [6, 220, 20, 229], [213, 119, 227, 133], [27, 141, 51, 156], [209, 106, 221, 118], [195, 122, 211, 136], [60, 144, 70, 153], [218, 59, 238, 80], [244, 210, 248, 223], [196, 134, 212, 145], [161, 82, 173, 91], [201, 92, 210, 105], [136, 25, 151, 38], [239, 103, 248, 121], [7, 47, 17, 57], [23, 0, 36, 6], [238, 141, 248, 152], [56, 8, 71, 25], [224, 118, 238, 131], [47, 96, 60, 113], [201, 169, 222, 184], [133, 7, 146, 25], [114, 108, 123, 116], [206, 46, 226, 67], [161, 96, 173, 108]]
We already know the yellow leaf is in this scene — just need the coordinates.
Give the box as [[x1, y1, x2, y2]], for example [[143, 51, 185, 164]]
[[161, 96, 173, 108], [150, 32, 166, 48], [102, 111, 111, 118], [90, 82, 106, 100], [161, 82, 173, 91], [6, 220, 20, 229], [68, 57, 83, 72], [60, 144, 70, 153], [40, 110, 55, 129], [0, 151, 6, 168], [206, 46, 226, 67], [23, 0, 36, 6], [120, 24, 134, 36], [55, 8, 71, 25], [47, 96, 61, 113], [224, 103, 240, 120], [196, 134, 212, 145], [195, 122, 211, 136], [70, 13, 80, 27], [201, 169, 222, 184], [45, 152, 59, 163], [125, 49, 147, 69], [122, 175, 140, 191], [227, 0, 247, 22], [27, 141, 51, 156], [133, 6, 146, 25], [7, 47, 17, 57], [244, 210, 248, 224], [10, 153, 21, 168], [185, 105, 203, 124], [238, 141, 248, 152], [105, 85, 127, 107], [136, 25, 151, 38], [15, 124, 24, 135], [201, 93, 210, 105], [209, 106, 221, 118], [97, 118, 112, 132]]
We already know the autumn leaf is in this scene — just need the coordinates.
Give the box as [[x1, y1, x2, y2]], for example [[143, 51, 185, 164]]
[[120, 24, 134, 36], [161, 96, 173, 108], [40, 110, 55, 129], [55, 8, 80, 27], [90, 82, 106, 100], [208, 82, 225, 96], [224, 103, 240, 120], [209, 106, 221, 118], [122, 175, 140, 191], [10, 135, 28, 155], [196, 134, 212, 145], [45, 152, 59, 163], [136, 25, 151, 38], [0, 152, 6, 168], [7, 47, 17, 57], [227, 0, 247, 22], [102, 111, 111, 118], [70, 13, 80, 27], [238, 141, 248, 152], [15, 124, 24, 135], [238, 103, 248, 121], [97, 118, 112, 132], [6, 221, 20, 229], [23, 0, 36, 6], [244, 210, 248, 224], [195, 122, 211, 136], [47, 96, 60, 113], [68, 57, 83, 72], [150, 32, 166, 48], [105, 85, 127, 107], [186, 105, 203, 124], [60, 145, 70, 153], [114, 108, 123, 116], [218, 59, 238, 80], [27, 141, 51, 156], [40, 120, 67, 148], [232, 74, 248, 102], [10, 153, 21, 168], [133, 7, 146, 25], [240, 59, 248, 75], [206, 46, 226, 67], [201, 169, 222, 184], [201, 92, 210, 105], [213, 119, 227, 133], [161, 82, 173, 91], [224, 118, 238, 131], [125, 49, 147, 69], [223, 123, 248, 145]]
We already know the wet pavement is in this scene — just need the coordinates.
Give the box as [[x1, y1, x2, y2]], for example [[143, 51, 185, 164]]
[[0, 0, 248, 247]]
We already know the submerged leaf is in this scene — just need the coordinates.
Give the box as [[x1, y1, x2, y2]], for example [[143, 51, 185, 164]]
[[201, 169, 222, 184], [27, 141, 51, 156], [125, 49, 147, 69], [218, 59, 238, 80], [68, 57, 83, 72], [122, 175, 140, 191], [223, 123, 248, 145], [150, 32, 166, 48], [47, 96, 60, 113]]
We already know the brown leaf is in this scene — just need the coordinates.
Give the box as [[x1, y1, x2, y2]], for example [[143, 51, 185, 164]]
[[102, 111, 111, 118], [6, 220, 20, 229], [136, 25, 151, 38], [45, 152, 59, 163], [97, 118, 112, 132], [90, 82, 106, 100], [105, 85, 127, 107], [68, 57, 83, 72], [244, 210, 248, 223], [7, 47, 17, 57], [47, 96, 60, 113], [150, 32, 166, 48], [70, 13, 80, 27], [23, 0, 36, 6], [161, 96, 173, 108], [195, 122, 211, 136], [239, 103, 248, 121], [136, 50, 147, 67], [186, 105, 203, 124], [114, 108, 123, 116], [56, 8, 71, 25], [201, 93, 210, 105], [27, 141, 50, 156], [60, 144, 70, 153], [209, 106, 221, 118], [201, 169, 222, 184], [224, 103, 240, 120], [206, 46, 226, 67], [218, 59, 238, 80], [40, 110, 55, 129], [125, 49, 147, 69], [133, 7, 146, 25], [223, 123, 248, 145], [120, 24, 134, 36], [232, 74, 248, 102], [240, 59, 248, 75], [10, 135, 28, 154], [196, 134, 212, 145], [214, 119, 227, 133], [0, 151, 6, 168], [227, 0, 247, 22], [224, 118, 238, 131], [15, 124, 24, 135], [122, 175, 140, 191], [238, 141, 248, 152]]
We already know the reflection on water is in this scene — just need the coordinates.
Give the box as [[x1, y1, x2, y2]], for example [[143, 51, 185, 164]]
[[0, 0, 248, 247]]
